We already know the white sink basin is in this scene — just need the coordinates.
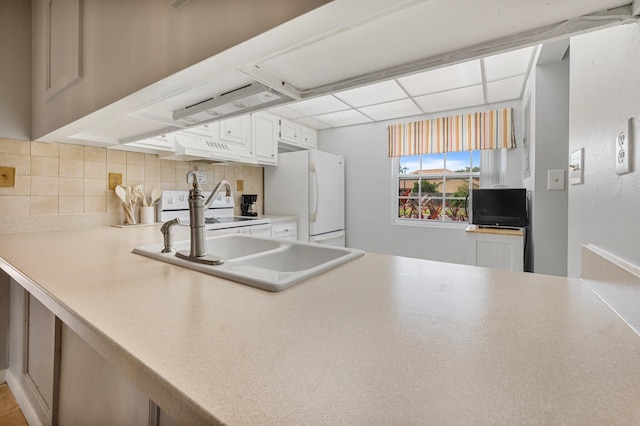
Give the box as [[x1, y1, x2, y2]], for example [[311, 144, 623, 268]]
[[133, 235, 365, 291]]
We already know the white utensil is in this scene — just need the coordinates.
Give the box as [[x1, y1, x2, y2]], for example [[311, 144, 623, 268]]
[[134, 185, 147, 207], [115, 185, 128, 204], [149, 187, 163, 206]]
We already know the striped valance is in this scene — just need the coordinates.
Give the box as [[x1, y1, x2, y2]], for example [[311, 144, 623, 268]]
[[388, 108, 515, 157]]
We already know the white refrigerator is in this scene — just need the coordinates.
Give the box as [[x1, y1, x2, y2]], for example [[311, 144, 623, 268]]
[[265, 150, 346, 247]]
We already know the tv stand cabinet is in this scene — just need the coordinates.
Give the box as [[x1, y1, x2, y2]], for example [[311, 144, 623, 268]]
[[465, 225, 525, 272]]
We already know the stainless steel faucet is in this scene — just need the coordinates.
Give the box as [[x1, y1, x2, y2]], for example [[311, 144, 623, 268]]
[[174, 170, 232, 265]]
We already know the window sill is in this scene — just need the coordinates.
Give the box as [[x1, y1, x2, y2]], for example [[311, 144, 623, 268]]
[[392, 218, 469, 230]]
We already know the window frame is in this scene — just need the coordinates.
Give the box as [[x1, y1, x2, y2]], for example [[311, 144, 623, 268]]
[[391, 151, 481, 229]]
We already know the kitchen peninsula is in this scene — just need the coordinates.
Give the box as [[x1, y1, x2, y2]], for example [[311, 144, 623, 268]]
[[1, 226, 640, 425]]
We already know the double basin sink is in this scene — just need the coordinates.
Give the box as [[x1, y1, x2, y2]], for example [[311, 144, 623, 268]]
[[133, 235, 365, 291]]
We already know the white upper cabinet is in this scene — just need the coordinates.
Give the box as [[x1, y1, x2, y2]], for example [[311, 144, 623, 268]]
[[218, 115, 251, 147], [252, 112, 278, 165], [278, 118, 318, 150], [300, 126, 318, 149]]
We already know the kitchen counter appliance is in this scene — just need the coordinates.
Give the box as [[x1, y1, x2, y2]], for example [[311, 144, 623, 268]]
[[240, 194, 258, 216]]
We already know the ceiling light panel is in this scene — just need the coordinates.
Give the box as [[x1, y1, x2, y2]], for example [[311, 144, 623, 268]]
[[398, 60, 482, 97], [483, 46, 535, 81], [485, 75, 526, 104], [334, 80, 407, 107], [413, 85, 485, 114], [313, 109, 373, 127], [358, 99, 422, 121], [286, 95, 349, 116]]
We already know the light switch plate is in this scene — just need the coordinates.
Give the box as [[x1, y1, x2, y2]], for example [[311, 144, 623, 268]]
[[547, 169, 565, 190], [570, 148, 584, 185], [615, 118, 633, 175]]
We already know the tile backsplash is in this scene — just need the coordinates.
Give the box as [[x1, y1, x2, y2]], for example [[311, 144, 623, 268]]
[[0, 139, 264, 233]]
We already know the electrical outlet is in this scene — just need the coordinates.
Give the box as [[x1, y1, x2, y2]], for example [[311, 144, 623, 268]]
[[0, 166, 16, 188], [236, 179, 244, 192], [108, 173, 123, 190], [615, 118, 633, 175]]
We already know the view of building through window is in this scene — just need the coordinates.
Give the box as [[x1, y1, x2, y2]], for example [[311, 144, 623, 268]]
[[397, 151, 480, 222]]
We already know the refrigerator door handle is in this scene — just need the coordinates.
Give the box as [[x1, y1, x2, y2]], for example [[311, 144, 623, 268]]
[[312, 230, 345, 243], [309, 162, 319, 223]]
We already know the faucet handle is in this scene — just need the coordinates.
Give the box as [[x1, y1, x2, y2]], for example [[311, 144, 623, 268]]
[[186, 170, 207, 187]]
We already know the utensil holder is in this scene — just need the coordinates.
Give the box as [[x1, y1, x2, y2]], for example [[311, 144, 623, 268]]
[[140, 206, 155, 224]]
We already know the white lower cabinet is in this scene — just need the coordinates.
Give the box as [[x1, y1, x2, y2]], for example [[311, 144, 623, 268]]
[[271, 220, 297, 241], [6, 276, 178, 426], [465, 225, 525, 272]]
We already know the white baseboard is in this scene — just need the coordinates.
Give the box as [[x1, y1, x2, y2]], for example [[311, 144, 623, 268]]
[[5, 368, 43, 426]]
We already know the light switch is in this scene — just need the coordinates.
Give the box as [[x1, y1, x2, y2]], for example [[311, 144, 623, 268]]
[[547, 169, 565, 191], [615, 118, 633, 175]]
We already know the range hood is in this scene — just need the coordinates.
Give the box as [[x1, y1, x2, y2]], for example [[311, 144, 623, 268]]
[[172, 82, 293, 126], [158, 133, 258, 164]]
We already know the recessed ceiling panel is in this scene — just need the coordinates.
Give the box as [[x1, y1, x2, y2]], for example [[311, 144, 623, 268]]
[[266, 105, 306, 119], [358, 99, 422, 121], [294, 116, 333, 130], [484, 46, 535, 81], [397, 60, 482, 97], [286, 95, 349, 116], [414, 85, 485, 114], [313, 110, 373, 127], [334, 80, 407, 107], [485, 75, 526, 104]]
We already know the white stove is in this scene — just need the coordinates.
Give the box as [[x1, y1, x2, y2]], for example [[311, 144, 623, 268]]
[[158, 190, 270, 231]]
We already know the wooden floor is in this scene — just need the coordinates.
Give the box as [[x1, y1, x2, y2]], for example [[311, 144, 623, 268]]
[[0, 383, 28, 425]]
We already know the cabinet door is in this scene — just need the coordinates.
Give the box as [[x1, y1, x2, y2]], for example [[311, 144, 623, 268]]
[[219, 115, 250, 147], [300, 127, 318, 149], [279, 119, 301, 145], [252, 113, 278, 165], [57, 324, 150, 426]]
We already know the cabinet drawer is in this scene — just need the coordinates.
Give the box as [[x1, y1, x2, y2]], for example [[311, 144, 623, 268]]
[[271, 222, 297, 240]]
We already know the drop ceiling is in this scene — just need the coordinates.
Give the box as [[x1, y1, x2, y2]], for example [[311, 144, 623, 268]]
[[265, 46, 536, 129], [40, 0, 637, 145]]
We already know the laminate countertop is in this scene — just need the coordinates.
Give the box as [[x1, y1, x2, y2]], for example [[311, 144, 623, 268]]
[[1, 226, 640, 424]]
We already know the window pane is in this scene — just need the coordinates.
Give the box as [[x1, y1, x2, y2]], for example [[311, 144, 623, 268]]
[[422, 197, 443, 221], [445, 151, 471, 172], [472, 150, 481, 172], [399, 155, 421, 175], [398, 197, 420, 218], [444, 198, 469, 221], [421, 153, 444, 172]]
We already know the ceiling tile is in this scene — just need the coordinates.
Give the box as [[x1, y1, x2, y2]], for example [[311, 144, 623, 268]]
[[285, 95, 349, 116], [266, 105, 306, 119], [485, 75, 526, 104], [413, 85, 485, 114], [358, 99, 422, 121], [397, 60, 482, 97], [294, 117, 333, 130], [483, 46, 535, 81], [313, 110, 373, 127], [334, 80, 407, 108]]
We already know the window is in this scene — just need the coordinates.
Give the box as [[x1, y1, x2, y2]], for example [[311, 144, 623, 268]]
[[395, 151, 480, 224]]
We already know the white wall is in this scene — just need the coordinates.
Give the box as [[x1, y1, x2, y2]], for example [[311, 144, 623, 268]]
[[523, 55, 570, 276], [319, 101, 522, 264], [0, 0, 31, 140], [568, 23, 640, 277]]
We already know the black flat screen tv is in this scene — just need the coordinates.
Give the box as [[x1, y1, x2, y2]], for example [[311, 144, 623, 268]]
[[471, 188, 528, 228]]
